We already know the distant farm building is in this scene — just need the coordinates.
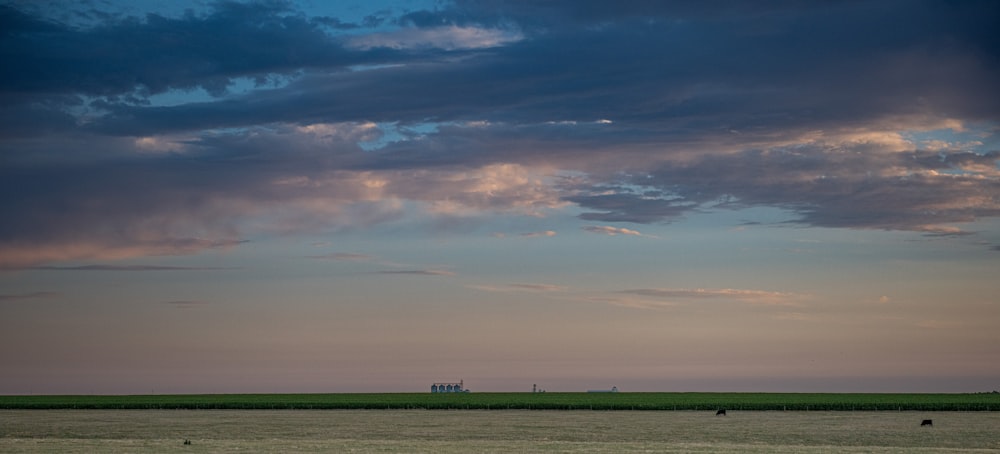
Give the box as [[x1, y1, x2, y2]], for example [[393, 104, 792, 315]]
[[431, 380, 469, 393], [587, 386, 619, 393]]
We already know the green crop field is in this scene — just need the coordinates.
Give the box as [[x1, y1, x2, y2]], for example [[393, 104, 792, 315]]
[[1, 392, 998, 411]]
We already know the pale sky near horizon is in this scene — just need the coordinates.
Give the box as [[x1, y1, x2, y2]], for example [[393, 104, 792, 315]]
[[1, 0, 998, 395]]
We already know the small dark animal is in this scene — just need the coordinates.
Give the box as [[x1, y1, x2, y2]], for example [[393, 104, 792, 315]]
[[183, 439, 192, 445], [716, 409, 727, 416], [921, 419, 933, 427]]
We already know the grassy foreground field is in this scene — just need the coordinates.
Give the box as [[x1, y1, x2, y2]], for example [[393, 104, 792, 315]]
[[2, 409, 999, 453], [1, 392, 998, 411]]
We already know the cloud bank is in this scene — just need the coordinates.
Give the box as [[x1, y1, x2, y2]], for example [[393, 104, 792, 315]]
[[2, 0, 998, 267]]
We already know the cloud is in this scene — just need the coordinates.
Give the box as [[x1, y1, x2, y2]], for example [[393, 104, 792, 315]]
[[0, 291, 59, 302], [0, 136, 566, 267], [469, 282, 566, 293], [915, 319, 964, 329], [493, 230, 557, 239], [345, 25, 523, 51], [582, 225, 652, 237], [0, 1, 393, 98], [620, 288, 804, 306], [506, 283, 566, 292], [1, 0, 998, 267], [570, 192, 694, 224], [582, 295, 674, 311], [308, 252, 376, 261], [30, 264, 238, 271], [519, 230, 557, 238], [9, 1, 998, 137], [772, 312, 817, 321], [572, 147, 1000, 233], [0, 236, 248, 270], [161, 300, 209, 309], [377, 269, 455, 277]]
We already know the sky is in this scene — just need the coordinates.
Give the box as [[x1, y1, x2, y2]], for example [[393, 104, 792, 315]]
[[1, 0, 998, 395]]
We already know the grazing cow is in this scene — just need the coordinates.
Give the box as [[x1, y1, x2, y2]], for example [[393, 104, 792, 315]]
[[716, 409, 727, 416], [920, 419, 933, 427]]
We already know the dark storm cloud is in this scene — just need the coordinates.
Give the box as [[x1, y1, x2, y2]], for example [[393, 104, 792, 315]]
[[1, 0, 999, 266], [0, 1, 415, 137], [0, 1, 395, 97], [7, 0, 999, 128], [80, 0, 999, 142]]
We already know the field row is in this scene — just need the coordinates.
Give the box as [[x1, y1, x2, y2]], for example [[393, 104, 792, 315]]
[[2, 392, 998, 411]]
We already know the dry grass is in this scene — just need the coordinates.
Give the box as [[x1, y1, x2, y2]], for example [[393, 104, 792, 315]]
[[2, 410, 998, 453]]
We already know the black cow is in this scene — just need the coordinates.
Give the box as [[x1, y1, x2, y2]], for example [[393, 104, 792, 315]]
[[920, 419, 933, 427], [716, 409, 727, 416]]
